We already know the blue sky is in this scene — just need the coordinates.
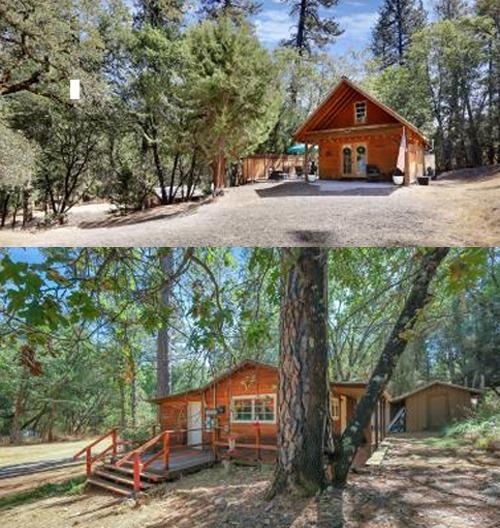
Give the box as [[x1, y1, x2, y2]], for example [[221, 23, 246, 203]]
[[254, 0, 381, 55], [253, 0, 439, 56]]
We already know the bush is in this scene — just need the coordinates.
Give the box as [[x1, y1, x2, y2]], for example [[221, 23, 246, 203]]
[[444, 391, 500, 451]]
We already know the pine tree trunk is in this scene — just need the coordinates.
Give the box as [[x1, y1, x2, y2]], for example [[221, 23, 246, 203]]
[[157, 250, 173, 399], [268, 247, 330, 498], [331, 248, 449, 486], [21, 182, 33, 228], [10, 371, 29, 444]]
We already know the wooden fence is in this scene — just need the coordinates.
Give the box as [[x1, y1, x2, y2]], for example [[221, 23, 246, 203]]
[[242, 154, 304, 182]]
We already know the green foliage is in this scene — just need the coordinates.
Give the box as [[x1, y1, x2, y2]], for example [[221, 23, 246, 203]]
[[442, 392, 500, 450], [185, 16, 281, 169]]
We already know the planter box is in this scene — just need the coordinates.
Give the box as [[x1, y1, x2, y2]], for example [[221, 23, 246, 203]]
[[417, 176, 430, 186]]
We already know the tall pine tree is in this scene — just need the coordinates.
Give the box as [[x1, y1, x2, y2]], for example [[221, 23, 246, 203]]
[[283, 0, 343, 54], [371, 0, 427, 67], [200, 0, 262, 20]]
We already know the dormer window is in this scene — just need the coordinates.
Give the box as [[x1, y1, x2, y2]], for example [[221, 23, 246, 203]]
[[355, 101, 367, 123]]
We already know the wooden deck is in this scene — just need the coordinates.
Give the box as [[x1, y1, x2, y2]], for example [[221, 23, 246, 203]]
[[141, 447, 215, 477]]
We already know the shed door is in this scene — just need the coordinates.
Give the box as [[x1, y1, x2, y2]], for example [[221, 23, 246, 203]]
[[427, 394, 448, 430], [187, 401, 202, 447]]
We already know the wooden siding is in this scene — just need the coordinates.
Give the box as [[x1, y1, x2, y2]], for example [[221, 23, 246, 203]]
[[157, 362, 389, 451], [294, 79, 427, 184], [318, 126, 425, 182], [405, 385, 476, 432]]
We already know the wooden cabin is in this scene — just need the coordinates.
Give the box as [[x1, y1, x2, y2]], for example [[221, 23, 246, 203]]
[[152, 360, 390, 460], [389, 381, 482, 432], [294, 77, 429, 185]]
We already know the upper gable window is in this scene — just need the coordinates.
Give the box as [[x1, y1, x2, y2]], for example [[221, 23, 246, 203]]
[[355, 101, 367, 124]]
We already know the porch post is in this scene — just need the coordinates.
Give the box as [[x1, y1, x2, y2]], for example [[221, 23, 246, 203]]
[[304, 143, 309, 182]]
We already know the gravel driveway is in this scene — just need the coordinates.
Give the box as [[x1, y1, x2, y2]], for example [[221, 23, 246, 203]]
[[1, 168, 499, 247]]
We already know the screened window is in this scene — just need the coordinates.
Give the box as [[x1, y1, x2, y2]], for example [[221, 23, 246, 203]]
[[355, 101, 367, 123], [232, 395, 276, 423]]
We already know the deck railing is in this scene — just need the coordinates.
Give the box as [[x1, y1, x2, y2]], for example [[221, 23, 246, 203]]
[[73, 428, 118, 477], [213, 422, 277, 460], [114, 427, 207, 492]]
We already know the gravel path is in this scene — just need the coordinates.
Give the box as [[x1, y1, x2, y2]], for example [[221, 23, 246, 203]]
[[1, 168, 499, 247]]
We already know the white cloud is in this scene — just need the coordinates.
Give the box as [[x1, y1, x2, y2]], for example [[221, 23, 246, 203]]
[[254, 9, 293, 45], [337, 12, 378, 44]]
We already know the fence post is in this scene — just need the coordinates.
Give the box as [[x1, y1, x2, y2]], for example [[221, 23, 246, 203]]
[[85, 447, 92, 477], [163, 431, 170, 470], [133, 452, 141, 493]]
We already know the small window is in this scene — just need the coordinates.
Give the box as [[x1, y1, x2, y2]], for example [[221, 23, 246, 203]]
[[332, 397, 340, 421], [355, 101, 367, 123], [231, 395, 276, 423]]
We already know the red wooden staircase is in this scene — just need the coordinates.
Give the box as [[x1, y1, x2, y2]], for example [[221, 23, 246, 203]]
[[74, 428, 213, 496]]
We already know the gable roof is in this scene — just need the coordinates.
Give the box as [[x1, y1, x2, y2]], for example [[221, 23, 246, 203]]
[[151, 359, 390, 404], [293, 76, 429, 145], [150, 359, 277, 403], [390, 381, 483, 404]]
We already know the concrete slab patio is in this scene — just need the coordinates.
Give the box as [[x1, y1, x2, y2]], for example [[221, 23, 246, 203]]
[[0, 166, 498, 247]]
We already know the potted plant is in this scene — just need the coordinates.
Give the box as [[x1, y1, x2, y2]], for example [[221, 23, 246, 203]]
[[392, 168, 404, 185]]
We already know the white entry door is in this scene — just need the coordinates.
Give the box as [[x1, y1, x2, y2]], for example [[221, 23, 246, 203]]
[[187, 401, 202, 448]]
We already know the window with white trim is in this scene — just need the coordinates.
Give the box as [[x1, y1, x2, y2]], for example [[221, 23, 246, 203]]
[[231, 394, 276, 423], [355, 101, 367, 123], [332, 397, 340, 421]]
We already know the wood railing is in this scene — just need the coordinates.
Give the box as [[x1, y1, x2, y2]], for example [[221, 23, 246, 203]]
[[213, 422, 277, 460], [73, 428, 118, 477], [114, 427, 208, 492]]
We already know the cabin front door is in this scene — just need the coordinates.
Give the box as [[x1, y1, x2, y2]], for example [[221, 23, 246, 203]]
[[341, 144, 367, 177], [187, 401, 202, 448]]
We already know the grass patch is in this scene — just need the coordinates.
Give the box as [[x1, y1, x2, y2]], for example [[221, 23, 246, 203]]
[[420, 435, 468, 449], [0, 475, 87, 510], [438, 391, 500, 451]]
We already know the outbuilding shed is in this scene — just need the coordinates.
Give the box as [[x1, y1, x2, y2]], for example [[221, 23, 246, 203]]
[[390, 381, 483, 433]]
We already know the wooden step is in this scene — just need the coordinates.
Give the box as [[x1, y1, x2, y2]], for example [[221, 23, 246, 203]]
[[102, 463, 167, 482], [94, 469, 153, 490], [88, 476, 132, 496]]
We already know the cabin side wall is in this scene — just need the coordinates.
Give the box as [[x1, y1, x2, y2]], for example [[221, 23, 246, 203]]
[[406, 386, 476, 432]]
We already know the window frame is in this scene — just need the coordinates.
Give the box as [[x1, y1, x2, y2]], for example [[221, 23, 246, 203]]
[[354, 101, 367, 124], [332, 397, 340, 421], [231, 394, 277, 424]]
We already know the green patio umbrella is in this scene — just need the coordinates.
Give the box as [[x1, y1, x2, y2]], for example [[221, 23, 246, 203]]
[[286, 143, 318, 155]]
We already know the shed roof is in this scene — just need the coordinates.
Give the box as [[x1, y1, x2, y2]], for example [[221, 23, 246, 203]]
[[293, 76, 429, 145], [390, 381, 483, 404]]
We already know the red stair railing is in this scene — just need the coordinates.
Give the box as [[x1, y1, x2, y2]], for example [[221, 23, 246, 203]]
[[73, 428, 118, 477], [115, 429, 171, 493]]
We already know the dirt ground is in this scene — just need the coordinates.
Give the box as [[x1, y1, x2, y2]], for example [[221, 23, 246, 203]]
[[1, 434, 498, 528], [0, 438, 94, 498], [0, 166, 499, 247]]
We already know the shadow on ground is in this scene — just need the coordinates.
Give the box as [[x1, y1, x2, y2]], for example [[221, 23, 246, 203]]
[[77, 199, 209, 229], [255, 181, 398, 199]]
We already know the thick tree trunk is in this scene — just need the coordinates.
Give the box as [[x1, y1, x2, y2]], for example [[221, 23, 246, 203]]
[[157, 250, 173, 399], [22, 182, 33, 228], [268, 247, 330, 498], [211, 154, 226, 192], [331, 248, 450, 486], [10, 371, 29, 444]]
